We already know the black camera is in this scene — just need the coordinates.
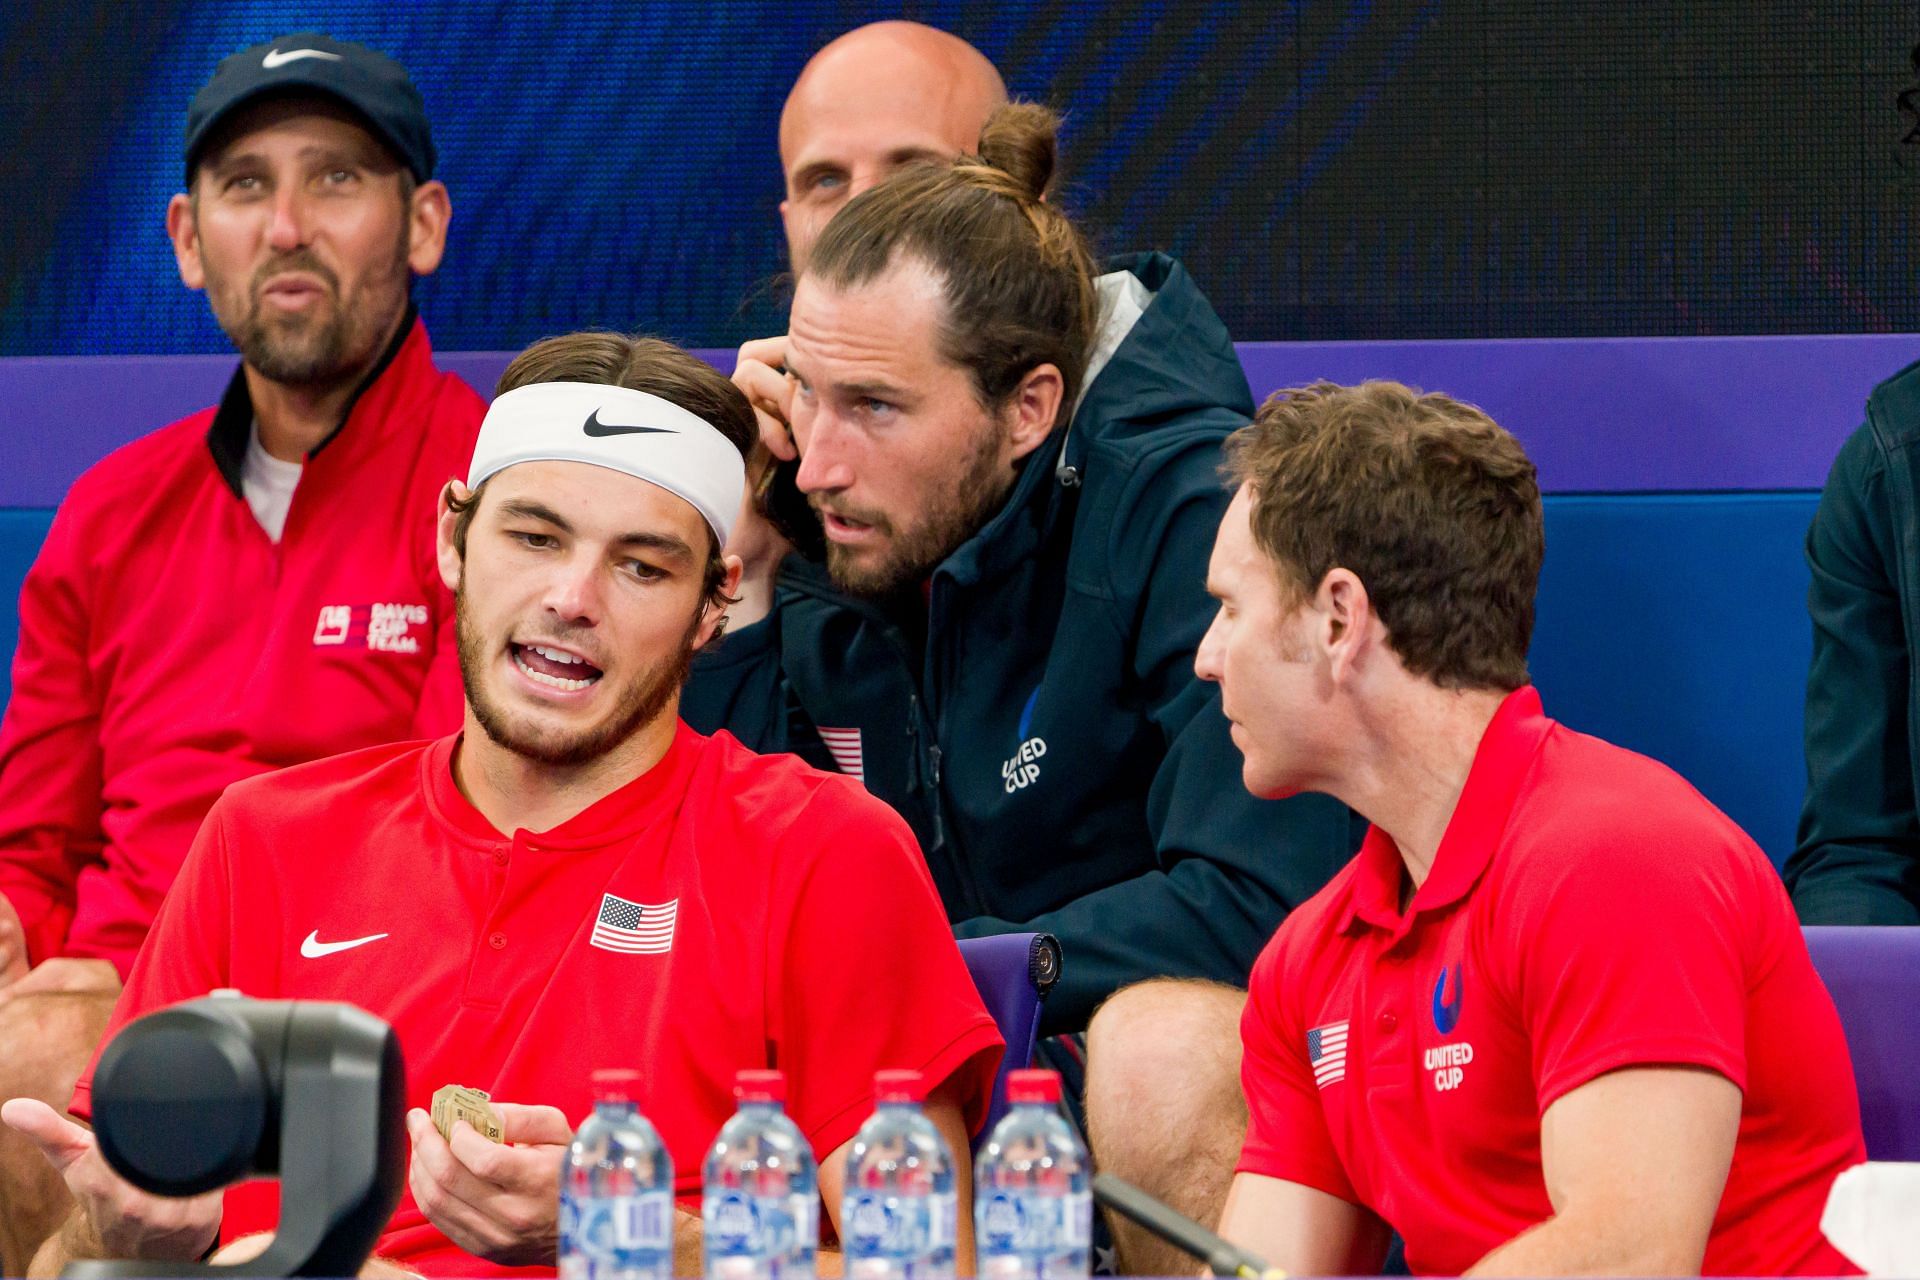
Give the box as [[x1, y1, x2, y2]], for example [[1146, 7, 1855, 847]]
[[65, 994, 405, 1279]]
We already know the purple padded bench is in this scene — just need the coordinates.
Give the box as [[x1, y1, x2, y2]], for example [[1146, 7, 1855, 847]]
[[1803, 926, 1920, 1161]]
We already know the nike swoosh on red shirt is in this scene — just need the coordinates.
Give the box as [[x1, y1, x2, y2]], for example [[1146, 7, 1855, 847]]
[[300, 929, 389, 959]]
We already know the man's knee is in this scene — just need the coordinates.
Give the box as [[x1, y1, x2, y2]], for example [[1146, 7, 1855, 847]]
[[0, 991, 115, 1096], [0, 995, 113, 1277], [1086, 978, 1247, 1100], [1083, 978, 1249, 1167]]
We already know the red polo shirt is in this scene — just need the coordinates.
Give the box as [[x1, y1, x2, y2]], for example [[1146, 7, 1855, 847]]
[[0, 314, 481, 975], [1238, 687, 1864, 1276], [73, 723, 1002, 1278]]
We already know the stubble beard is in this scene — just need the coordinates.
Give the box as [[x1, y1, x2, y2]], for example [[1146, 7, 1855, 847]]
[[455, 583, 702, 768], [819, 423, 1012, 598], [212, 224, 410, 390]]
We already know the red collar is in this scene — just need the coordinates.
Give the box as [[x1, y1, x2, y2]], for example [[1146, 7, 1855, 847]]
[[203, 310, 437, 498], [304, 314, 439, 471], [1338, 686, 1553, 936], [421, 721, 702, 850]]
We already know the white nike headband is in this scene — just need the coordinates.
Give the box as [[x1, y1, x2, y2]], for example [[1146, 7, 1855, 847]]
[[467, 382, 745, 547]]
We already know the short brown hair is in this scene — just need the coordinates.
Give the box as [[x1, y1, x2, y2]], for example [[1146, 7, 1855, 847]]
[[1225, 380, 1543, 691], [450, 332, 755, 612], [805, 102, 1097, 425]]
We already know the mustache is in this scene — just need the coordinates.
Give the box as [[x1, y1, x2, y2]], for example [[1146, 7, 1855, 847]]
[[250, 250, 340, 299], [512, 631, 608, 670], [808, 493, 892, 533]]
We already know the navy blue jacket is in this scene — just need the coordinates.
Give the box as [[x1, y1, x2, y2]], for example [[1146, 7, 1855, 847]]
[[685, 253, 1362, 1033], [1790, 357, 1920, 922]]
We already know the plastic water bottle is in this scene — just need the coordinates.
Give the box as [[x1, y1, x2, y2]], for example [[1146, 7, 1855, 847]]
[[560, 1068, 675, 1280], [841, 1070, 958, 1280], [703, 1069, 819, 1280], [974, 1070, 1092, 1280]]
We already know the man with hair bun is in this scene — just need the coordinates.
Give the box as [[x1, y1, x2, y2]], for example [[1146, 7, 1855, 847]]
[[721, 97, 1359, 1274], [7, 331, 999, 1278], [705, 19, 1012, 639], [1206, 381, 1864, 1277]]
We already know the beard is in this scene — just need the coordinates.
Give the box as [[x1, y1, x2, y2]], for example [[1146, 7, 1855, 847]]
[[816, 423, 1012, 598], [455, 584, 701, 768], [209, 230, 409, 389]]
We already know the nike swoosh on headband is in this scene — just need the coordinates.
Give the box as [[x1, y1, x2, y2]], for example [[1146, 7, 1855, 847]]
[[262, 48, 345, 68], [583, 408, 677, 438]]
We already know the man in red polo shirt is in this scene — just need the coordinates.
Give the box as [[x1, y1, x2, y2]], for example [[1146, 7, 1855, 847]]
[[1199, 381, 1866, 1277], [0, 33, 481, 1272], [5, 332, 1002, 1278]]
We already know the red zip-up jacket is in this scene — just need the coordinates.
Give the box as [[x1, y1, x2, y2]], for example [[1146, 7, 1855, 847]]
[[0, 313, 484, 976]]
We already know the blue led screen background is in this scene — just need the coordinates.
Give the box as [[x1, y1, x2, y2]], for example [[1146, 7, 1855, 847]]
[[1, 0, 1915, 355]]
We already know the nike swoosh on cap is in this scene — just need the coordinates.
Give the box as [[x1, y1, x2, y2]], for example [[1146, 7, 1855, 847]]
[[583, 408, 676, 438], [262, 48, 344, 69], [300, 929, 389, 958]]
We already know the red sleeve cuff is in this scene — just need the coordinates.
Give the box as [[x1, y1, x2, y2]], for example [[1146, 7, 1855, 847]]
[[1535, 1034, 1746, 1116], [1234, 1142, 1361, 1206], [2, 887, 74, 967]]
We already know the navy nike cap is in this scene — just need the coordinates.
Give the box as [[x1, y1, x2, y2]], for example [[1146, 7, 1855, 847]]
[[184, 33, 435, 184]]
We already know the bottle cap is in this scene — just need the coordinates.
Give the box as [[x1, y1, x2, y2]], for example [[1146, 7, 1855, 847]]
[[1007, 1069, 1062, 1105], [735, 1069, 786, 1103], [874, 1069, 927, 1103], [590, 1068, 642, 1103]]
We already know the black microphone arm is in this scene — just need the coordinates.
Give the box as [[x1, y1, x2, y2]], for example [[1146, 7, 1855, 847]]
[[1092, 1172, 1286, 1279]]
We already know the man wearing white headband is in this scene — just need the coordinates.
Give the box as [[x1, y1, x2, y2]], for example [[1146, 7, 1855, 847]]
[[11, 333, 1001, 1278]]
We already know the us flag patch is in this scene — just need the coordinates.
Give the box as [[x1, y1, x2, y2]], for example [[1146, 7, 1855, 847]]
[[589, 893, 677, 955], [817, 727, 865, 782], [1308, 1020, 1349, 1088]]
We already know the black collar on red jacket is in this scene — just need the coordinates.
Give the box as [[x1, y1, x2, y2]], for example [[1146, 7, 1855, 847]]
[[204, 301, 420, 500]]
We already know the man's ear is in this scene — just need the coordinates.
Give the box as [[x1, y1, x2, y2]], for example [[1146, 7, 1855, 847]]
[[435, 480, 470, 592], [1003, 363, 1065, 462], [406, 180, 452, 277], [167, 192, 205, 291], [699, 553, 746, 649], [1319, 568, 1375, 685]]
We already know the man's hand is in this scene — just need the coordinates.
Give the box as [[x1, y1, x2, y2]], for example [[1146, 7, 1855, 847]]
[[405, 1102, 570, 1267], [733, 335, 798, 461], [0, 957, 121, 1006], [1, 1097, 220, 1263], [0, 895, 31, 988]]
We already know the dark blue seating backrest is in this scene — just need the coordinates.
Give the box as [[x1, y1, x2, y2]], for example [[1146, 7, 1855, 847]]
[[0, 510, 53, 712], [1530, 493, 1817, 866]]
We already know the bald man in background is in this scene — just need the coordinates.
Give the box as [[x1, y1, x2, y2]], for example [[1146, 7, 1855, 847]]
[[777, 21, 1007, 272], [683, 26, 1353, 1275]]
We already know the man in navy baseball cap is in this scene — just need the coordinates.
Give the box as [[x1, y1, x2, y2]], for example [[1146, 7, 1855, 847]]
[[0, 31, 482, 1274], [184, 32, 436, 181]]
